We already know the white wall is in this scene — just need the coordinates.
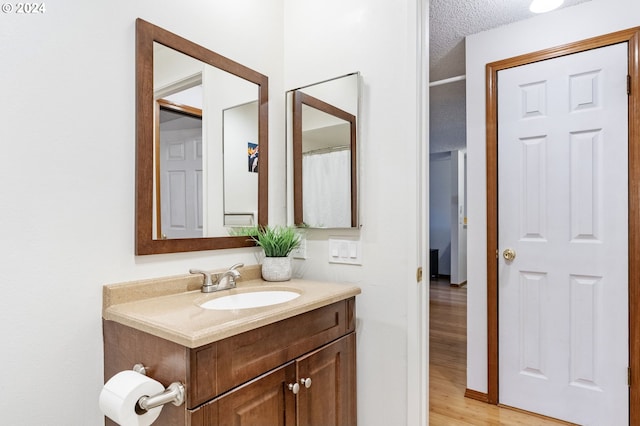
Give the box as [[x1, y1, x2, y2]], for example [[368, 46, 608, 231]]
[[0, 1, 284, 424], [284, 0, 425, 424], [450, 150, 467, 285], [429, 150, 467, 283], [429, 153, 452, 275], [465, 0, 640, 394]]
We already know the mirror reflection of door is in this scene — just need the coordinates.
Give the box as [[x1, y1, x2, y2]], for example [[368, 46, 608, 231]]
[[157, 99, 203, 239]]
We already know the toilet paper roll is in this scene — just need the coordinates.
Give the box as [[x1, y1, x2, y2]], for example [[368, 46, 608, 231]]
[[99, 370, 165, 426]]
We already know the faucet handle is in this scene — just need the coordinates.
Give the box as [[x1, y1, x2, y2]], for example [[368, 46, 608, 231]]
[[228, 263, 243, 282], [229, 263, 244, 271], [189, 269, 213, 286]]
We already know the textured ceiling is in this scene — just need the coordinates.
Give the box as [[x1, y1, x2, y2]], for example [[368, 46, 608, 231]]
[[429, 0, 592, 153]]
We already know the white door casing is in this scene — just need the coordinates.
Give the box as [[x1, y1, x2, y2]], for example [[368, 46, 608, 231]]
[[497, 43, 628, 425]]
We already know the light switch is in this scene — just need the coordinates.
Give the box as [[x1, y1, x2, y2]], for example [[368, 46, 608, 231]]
[[349, 242, 358, 258], [331, 242, 339, 257], [340, 242, 348, 258], [328, 238, 362, 265]]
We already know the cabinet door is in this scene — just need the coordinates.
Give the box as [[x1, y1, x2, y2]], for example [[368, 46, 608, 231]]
[[190, 361, 297, 426], [297, 333, 356, 426]]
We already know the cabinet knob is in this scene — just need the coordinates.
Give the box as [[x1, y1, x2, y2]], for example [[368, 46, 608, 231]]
[[300, 377, 312, 388], [288, 382, 300, 394]]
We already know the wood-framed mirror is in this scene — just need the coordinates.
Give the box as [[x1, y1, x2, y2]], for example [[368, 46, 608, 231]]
[[289, 73, 359, 228], [135, 18, 268, 255]]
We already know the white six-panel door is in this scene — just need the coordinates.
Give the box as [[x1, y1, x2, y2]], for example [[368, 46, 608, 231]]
[[160, 127, 203, 239], [498, 43, 629, 425]]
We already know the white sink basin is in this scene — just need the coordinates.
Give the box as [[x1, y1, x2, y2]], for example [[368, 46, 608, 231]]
[[200, 290, 300, 310]]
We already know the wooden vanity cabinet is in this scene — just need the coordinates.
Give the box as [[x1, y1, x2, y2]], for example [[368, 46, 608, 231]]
[[103, 297, 356, 426], [191, 333, 356, 426]]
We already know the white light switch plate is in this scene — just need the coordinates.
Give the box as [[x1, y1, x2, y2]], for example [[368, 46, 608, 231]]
[[328, 238, 362, 265]]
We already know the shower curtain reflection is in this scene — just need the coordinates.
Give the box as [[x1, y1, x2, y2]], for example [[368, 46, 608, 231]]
[[302, 148, 351, 228]]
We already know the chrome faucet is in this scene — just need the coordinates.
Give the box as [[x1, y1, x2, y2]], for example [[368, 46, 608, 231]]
[[214, 263, 244, 291], [190, 263, 244, 293]]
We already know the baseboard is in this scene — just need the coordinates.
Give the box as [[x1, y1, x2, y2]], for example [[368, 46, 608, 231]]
[[464, 388, 489, 403], [450, 280, 467, 287]]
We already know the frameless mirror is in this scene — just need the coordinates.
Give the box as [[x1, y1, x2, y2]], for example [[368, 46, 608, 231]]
[[287, 73, 359, 228], [136, 19, 268, 254]]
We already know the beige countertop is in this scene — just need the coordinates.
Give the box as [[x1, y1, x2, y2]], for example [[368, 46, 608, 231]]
[[103, 266, 361, 348]]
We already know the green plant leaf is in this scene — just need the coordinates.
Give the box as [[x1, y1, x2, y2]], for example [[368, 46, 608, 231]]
[[248, 225, 301, 257]]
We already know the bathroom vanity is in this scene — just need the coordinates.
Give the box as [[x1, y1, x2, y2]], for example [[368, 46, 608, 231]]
[[102, 267, 360, 425], [123, 19, 361, 424]]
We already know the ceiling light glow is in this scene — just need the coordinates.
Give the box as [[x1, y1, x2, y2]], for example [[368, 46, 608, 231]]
[[530, 0, 564, 13]]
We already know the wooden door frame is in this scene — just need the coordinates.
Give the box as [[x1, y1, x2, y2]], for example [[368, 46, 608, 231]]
[[485, 27, 640, 423]]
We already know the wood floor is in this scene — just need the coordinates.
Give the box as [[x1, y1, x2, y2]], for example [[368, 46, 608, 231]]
[[429, 278, 570, 425]]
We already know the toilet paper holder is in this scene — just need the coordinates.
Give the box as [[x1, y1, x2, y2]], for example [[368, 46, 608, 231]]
[[132, 363, 185, 413]]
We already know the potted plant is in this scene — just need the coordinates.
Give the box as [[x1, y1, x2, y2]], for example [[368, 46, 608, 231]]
[[248, 225, 301, 281]]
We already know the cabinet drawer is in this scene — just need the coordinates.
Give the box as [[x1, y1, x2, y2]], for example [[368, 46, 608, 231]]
[[189, 298, 354, 408]]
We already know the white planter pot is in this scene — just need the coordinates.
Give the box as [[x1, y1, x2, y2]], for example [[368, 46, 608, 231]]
[[261, 257, 292, 282]]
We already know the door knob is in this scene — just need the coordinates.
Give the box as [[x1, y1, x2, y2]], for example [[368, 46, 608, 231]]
[[300, 377, 312, 388], [503, 248, 516, 261], [288, 382, 300, 394]]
